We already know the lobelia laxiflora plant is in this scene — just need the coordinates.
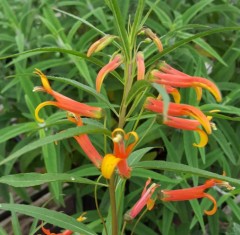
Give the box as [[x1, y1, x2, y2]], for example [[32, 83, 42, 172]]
[[30, 2, 237, 235]]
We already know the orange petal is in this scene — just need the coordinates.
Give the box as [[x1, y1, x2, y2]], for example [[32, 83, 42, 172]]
[[96, 54, 122, 92], [125, 131, 139, 156], [136, 51, 145, 80], [147, 198, 155, 211], [42, 227, 54, 235], [203, 193, 217, 216]]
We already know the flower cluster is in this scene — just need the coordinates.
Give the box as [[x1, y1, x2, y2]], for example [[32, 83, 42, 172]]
[[33, 26, 235, 233], [123, 176, 234, 221]]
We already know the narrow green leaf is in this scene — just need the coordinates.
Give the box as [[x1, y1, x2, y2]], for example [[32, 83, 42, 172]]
[[134, 161, 240, 186], [130, 0, 145, 47], [182, 0, 213, 24], [126, 80, 150, 105], [178, 32, 227, 66], [54, 8, 106, 36], [201, 104, 240, 117], [146, 27, 240, 66], [128, 147, 154, 166], [0, 47, 101, 66], [48, 75, 118, 116], [0, 226, 8, 235], [132, 168, 178, 184], [0, 173, 106, 187], [0, 122, 37, 144], [10, 194, 22, 235], [39, 129, 62, 202], [211, 129, 236, 164], [162, 206, 174, 235], [0, 126, 110, 166], [146, 0, 172, 28], [152, 83, 170, 121], [0, 204, 96, 235], [226, 198, 240, 222], [107, 0, 130, 58], [183, 131, 198, 185], [159, 129, 179, 163], [0, 0, 19, 27]]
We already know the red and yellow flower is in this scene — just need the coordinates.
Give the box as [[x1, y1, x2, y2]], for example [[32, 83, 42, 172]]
[[124, 178, 159, 221], [140, 28, 163, 52], [33, 69, 102, 123], [42, 227, 73, 235], [96, 54, 123, 92], [87, 34, 117, 57], [136, 51, 145, 81], [145, 97, 211, 147], [101, 128, 138, 179], [42, 213, 87, 235], [150, 62, 222, 102], [67, 113, 102, 168], [159, 178, 235, 215]]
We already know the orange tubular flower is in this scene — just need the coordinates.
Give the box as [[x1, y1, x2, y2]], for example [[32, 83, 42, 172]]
[[142, 28, 163, 52], [124, 178, 159, 221], [96, 54, 123, 92], [101, 128, 138, 179], [87, 34, 117, 57], [33, 69, 102, 123], [151, 67, 222, 102], [42, 227, 73, 235], [145, 97, 211, 147], [160, 178, 235, 216], [67, 114, 102, 168], [136, 51, 145, 80]]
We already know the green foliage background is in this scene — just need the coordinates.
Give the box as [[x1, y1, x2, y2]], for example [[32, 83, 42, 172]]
[[0, 0, 240, 234]]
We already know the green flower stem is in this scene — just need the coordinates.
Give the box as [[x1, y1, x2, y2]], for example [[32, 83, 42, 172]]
[[109, 174, 118, 235], [120, 221, 127, 235], [118, 59, 133, 128], [95, 175, 108, 235]]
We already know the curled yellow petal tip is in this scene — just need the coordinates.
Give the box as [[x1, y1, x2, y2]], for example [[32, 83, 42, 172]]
[[193, 128, 208, 148], [101, 154, 121, 179], [34, 68, 52, 93], [35, 101, 59, 123], [203, 193, 217, 216]]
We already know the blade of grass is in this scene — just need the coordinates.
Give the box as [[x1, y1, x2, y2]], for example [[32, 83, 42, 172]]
[[0, 125, 110, 166], [146, 26, 240, 66], [0, 204, 97, 235]]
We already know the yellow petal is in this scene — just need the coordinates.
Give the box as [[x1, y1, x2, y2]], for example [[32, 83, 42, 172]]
[[34, 69, 52, 93], [77, 212, 87, 222], [101, 154, 121, 179], [193, 128, 208, 148], [194, 86, 202, 101], [35, 101, 59, 123], [146, 198, 155, 211]]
